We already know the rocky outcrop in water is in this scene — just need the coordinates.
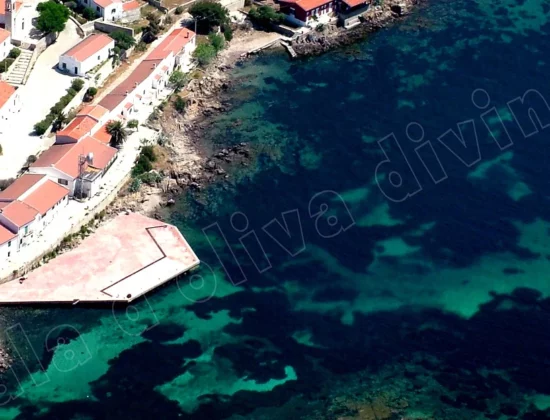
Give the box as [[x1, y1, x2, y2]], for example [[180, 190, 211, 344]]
[[291, 0, 421, 57]]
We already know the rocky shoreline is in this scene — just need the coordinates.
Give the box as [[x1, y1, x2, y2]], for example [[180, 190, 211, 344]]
[[291, 0, 423, 57]]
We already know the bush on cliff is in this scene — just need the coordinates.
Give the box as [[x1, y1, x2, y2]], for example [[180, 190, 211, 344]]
[[189, 1, 229, 33], [248, 6, 285, 28]]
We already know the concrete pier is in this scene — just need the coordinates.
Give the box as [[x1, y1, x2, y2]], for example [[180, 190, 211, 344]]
[[0, 213, 200, 304]]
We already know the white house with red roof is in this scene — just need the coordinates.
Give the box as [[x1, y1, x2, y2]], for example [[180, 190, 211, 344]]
[[98, 27, 196, 118], [59, 33, 115, 76], [0, 0, 24, 42], [0, 174, 69, 258], [77, 0, 141, 22], [29, 135, 118, 198], [278, 0, 338, 26], [0, 28, 11, 60], [0, 80, 20, 137]]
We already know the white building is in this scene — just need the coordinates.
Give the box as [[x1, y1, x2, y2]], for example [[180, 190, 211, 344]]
[[76, 0, 140, 22], [59, 33, 114, 77], [98, 27, 197, 117], [0, 0, 24, 42], [29, 135, 117, 198], [0, 80, 21, 137], [0, 174, 69, 258], [0, 28, 11, 60]]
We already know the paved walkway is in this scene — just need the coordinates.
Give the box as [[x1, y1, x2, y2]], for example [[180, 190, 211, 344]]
[[0, 20, 81, 179]]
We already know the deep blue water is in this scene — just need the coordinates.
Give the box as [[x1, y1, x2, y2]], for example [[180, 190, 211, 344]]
[[3, 0, 550, 418]]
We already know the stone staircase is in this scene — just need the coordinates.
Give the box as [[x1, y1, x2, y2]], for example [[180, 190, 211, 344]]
[[6, 49, 33, 86]]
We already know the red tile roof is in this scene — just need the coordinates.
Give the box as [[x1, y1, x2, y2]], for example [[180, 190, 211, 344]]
[[0, 28, 10, 44], [124, 102, 133, 109], [61, 34, 114, 62], [0, 174, 45, 201], [78, 104, 109, 121], [0, 80, 16, 110], [23, 180, 69, 216], [93, 122, 112, 144], [281, 0, 332, 11], [94, 0, 118, 7], [123, 0, 140, 11], [1, 201, 38, 228], [342, 0, 366, 7], [99, 59, 162, 111], [0, 0, 5, 18], [146, 28, 195, 61], [56, 115, 98, 143], [0, 225, 15, 246], [32, 136, 117, 179]]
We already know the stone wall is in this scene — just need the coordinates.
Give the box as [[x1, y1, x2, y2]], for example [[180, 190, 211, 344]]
[[94, 21, 135, 36]]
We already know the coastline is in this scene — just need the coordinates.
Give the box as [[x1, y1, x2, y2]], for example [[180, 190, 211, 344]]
[[0, 0, 424, 373], [115, 0, 427, 217]]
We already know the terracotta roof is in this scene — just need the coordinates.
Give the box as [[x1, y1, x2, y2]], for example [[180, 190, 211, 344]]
[[145, 28, 195, 60], [123, 0, 140, 11], [0, 81, 16, 110], [161, 65, 168, 72], [0, 225, 15, 246], [342, 0, 366, 7], [99, 59, 162, 111], [1, 201, 38, 228], [32, 136, 117, 179], [13, 1, 21, 12], [154, 74, 161, 80], [56, 115, 98, 143], [282, 0, 332, 11], [93, 122, 112, 144], [124, 102, 132, 109], [61, 34, 114, 62], [22, 180, 69, 216], [94, 0, 119, 7], [0, 28, 10, 44], [0, 174, 45, 201], [78, 104, 109, 121], [0, 0, 4, 17]]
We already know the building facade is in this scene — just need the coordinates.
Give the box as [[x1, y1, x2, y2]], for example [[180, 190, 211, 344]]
[[0, 28, 11, 60], [59, 33, 114, 76]]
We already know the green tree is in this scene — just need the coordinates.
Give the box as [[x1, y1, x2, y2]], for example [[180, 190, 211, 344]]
[[208, 33, 224, 52], [193, 43, 216, 66], [189, 1, 229, 33], [106, 120, 128, 148], [36, 1, 70, 34], [71, 78, 85, 92], [110, 31, 135, 50], [222, 24, 233, 41], [52, 112, 68, 132], [8, 48, 21, 59], [248, 6, 285, 27], [169, 70, 187, 91], [143, 12, 162, 43], [174, 95, 186, 113], [82, 6, 97, 20], [127, 119, 139, 130]]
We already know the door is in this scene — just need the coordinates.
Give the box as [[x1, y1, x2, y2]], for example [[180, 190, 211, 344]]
[[74, 67, 78, 74]]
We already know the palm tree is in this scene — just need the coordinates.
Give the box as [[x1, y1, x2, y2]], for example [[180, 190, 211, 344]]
[[52, 112, 68, 132], [106, 120, 128, 148]]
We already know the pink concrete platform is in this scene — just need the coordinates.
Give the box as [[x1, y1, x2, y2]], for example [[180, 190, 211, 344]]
[[0, 213, 200, 304]]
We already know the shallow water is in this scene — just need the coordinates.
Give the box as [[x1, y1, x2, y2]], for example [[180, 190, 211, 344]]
[[3, 0, 550, 418]]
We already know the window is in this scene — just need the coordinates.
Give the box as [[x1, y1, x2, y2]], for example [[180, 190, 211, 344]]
[[7, 252, 10, 258], [8, 241, 10, 247], [98, 55, 100, 60], [112, 8, 115, 13], [58, 178, 69, 186], [96, 6, 99, 11], [24, 226, 28, 235]]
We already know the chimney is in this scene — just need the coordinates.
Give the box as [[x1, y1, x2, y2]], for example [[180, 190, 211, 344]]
[[186, 32, 189, 38], [134, 82, 138, 87], [125, 90, 128, 95], [153, 63, 157, 68]]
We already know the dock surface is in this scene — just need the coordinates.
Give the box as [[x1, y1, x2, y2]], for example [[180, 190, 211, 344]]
[[0, 213, 200, 304]]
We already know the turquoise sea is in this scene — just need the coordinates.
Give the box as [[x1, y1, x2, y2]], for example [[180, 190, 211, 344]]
[[3, 0, 550, 418]]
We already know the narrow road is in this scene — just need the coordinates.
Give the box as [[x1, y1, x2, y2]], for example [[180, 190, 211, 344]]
[[0, 20, 81, 179]]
